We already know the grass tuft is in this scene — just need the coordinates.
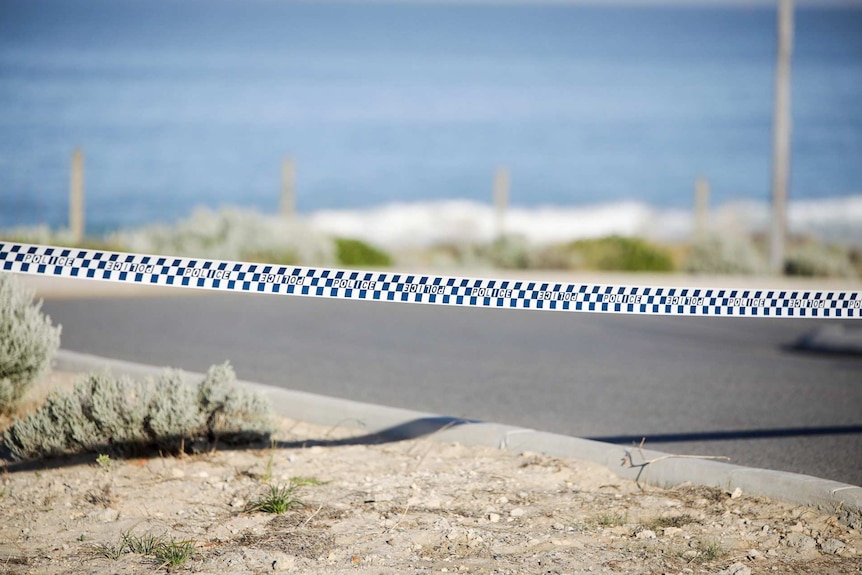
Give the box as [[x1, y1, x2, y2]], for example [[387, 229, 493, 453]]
[[95, 453, 113, 471], [92, 530, 194, 567], [152, 537, 195, 567], [644, 514, 696, 531], [593, 512, 628, 527], [289, 476, 328, 487], [245, 482, 303, 514], [698, 540, 725, 562], [123, 531, 163, 555], [94, 539, 126, 560]]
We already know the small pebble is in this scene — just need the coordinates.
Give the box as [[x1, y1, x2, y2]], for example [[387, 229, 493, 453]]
[[784, 532, 817, 551], [720, 562, 751, 575], [746, 549, 764, 560], [821, 538, 846, 555]]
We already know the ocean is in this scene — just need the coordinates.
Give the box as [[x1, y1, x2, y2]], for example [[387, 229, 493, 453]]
[[1, 0, 861, 243]]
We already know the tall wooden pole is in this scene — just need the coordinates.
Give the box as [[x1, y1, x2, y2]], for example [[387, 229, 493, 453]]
[[694, 176, 710, 240], [769, 0, 794, 274], [281, 157, 296, 219], [69, 148, 85, 243], [494, 166, 509, 240]]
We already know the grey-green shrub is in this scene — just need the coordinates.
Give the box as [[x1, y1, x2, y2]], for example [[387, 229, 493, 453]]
[[0, 273, 62, 414], [147, 374, 207, 448], [3, 392, 97, 458], [472, 235, 532, 270], [784, 242, 858, 278], [80, 373, 154, 446], [198, 362, 273, 442], [2, 362, 273, 460], [114, 207, 337, 266], [684, 234, 766, 275], [424, 235, 546, 270]]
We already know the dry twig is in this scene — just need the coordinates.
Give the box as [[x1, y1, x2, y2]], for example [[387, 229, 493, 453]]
[[621, 437, 730, 487]]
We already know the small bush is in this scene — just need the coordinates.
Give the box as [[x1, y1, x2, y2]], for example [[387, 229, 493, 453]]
[[0, 226, 123, 251], [416, 235, 674, 272], [524, 243, 577, 270], [2, 362, 273, 461], [0, 273, 62, 414], [784, 242, 857, 278], [240, 248, 298, 266], [418, 242, 490, 270], [115, 207, 337, 266], [335, 237, 393, 267], [198, 362, 274, 443], [484, 235, 532, 270], [850, 247, 862, 277], [563, 236, 675, 272], [684, 234, 766, 275]]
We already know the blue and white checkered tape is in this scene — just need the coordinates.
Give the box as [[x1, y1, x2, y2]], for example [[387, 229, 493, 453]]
[[2, 241, 861, 319]]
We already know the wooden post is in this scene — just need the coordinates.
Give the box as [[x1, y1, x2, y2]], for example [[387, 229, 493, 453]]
[[694, 176, 710, 239], [769, 0, 794, 274], [69, 148, 85, 243], [281, 157, 296, 219], [494, 166, 509, 239]]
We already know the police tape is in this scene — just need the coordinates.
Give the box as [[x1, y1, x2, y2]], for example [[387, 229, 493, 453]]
[[2, 241, 860, 319]]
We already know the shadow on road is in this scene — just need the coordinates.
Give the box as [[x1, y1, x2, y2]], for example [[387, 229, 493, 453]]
[[787, 325, 862, 358], [1, 416, 478, 474], [274, 416, 478, 449], [588, 424, 862, 445], [6, 419, 860, 475]]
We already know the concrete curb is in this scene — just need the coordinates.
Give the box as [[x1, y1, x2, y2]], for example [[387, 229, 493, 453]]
[[54, 349, 862, 529]]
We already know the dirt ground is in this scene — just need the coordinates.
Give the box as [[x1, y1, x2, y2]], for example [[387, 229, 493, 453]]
[[1, 372, 861, 575]]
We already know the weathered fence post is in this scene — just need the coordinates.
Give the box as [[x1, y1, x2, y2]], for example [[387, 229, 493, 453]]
[[694, 176, 710, 239], [494, 166, 509, 240], [769, 0, 794, 274], [69, 148, 85, 243], [281, 157, 296, 219]]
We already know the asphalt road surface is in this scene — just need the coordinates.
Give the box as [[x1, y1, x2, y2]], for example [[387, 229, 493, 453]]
[[42, 292, 862, 486]]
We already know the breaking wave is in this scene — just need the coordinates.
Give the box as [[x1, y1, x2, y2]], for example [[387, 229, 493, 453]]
[[305, 195, 862, 249]]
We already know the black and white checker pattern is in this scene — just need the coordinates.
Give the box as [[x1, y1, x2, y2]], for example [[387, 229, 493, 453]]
[[2, 242, 860, 318]]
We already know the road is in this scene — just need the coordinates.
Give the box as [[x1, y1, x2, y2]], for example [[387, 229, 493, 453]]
[[42, 292, 862, 486]]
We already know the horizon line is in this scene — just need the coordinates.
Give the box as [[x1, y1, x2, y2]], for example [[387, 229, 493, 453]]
[[274, 0, 862, 7]]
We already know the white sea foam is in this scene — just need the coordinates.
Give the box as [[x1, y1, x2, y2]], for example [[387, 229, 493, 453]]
[[305, 195, 862, 248]]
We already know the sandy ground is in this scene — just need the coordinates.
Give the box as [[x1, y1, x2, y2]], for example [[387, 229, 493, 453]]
[[1, 372, 861, 575]]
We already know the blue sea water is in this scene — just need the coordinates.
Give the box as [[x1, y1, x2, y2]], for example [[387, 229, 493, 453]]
[[0, 0, 860, 234]]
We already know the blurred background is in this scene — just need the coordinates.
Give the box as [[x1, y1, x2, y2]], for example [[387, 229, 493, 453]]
[[1, 0, 861, 276]]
